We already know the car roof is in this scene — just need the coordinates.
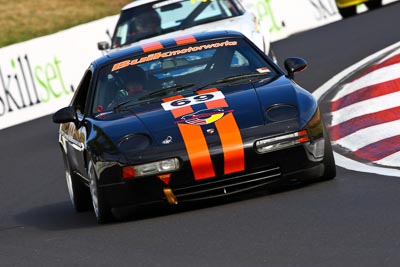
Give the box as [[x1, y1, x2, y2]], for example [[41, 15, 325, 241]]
[[93, 30, 247, 68], [121, 0, 161, 10]]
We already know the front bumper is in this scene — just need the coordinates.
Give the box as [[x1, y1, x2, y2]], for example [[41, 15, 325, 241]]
[[100, 142, 325, 208], [98, 115, 327, 208]]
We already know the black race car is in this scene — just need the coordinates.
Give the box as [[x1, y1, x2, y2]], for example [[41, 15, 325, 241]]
[[53, 30, 336, 223]]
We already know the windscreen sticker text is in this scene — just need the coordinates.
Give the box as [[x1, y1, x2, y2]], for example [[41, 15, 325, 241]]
[[111, 40, 238, 72]]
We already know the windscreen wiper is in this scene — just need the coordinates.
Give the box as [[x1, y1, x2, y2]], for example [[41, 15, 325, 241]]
[[139, 83, 195, 101], [112, 84, 195, 111], [112, 99, 154, 111], [194, 73, 269, 92]]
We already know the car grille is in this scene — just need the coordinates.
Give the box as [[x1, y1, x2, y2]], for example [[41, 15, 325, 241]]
[[171, 166, 282, 202]]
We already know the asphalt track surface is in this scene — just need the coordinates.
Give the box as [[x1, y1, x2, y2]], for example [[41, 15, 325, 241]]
[[1, 3, 400, 266]]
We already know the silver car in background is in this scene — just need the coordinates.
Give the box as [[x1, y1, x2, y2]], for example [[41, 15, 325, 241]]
[[98, 0, 275, 61]]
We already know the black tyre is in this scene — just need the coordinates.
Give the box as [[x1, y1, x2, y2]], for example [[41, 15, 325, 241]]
[[88, 160, 114, 223], [321, 120, 336, 180], [338, 6, 357, 18], [321, 136, 336, 180], [366, 0, 382, 9], [63, 153, 92, 212]]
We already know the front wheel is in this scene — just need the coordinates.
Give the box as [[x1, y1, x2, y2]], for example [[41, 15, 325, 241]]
[[321, 118, 336, 180], [321, 133, 336, 180], [64, 153, 92, 212], [88, 160, 114, 224]]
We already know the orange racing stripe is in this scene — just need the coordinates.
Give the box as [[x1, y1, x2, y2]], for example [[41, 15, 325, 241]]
[[214, 113, 245, 174], [178, 123, 216, 180], [142, 41, 163, 52], [197, 88, 245, 174], [174, 35, 197, 45], [163, 95, 214, 180]]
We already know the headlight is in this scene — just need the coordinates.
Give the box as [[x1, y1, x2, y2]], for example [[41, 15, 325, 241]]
[[265, 104, 298, 122], [118, 134, 151, 152], [255, 130, 309, 153], [122, 158, 180, 179]]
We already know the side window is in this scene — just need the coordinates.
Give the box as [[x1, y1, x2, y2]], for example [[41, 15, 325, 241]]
[[195, 2, 224, 21], [231, 50, 249, 67], [115, 22, 129, 47], [71, 70, 92, 115]]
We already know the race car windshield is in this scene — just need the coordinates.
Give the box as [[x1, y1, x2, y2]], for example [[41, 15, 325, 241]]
[[92, 38, 278, 114], [111, 0, 244, 48]]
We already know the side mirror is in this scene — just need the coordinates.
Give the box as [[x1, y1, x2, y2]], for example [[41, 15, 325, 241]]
[[52, 106, 77, 124], [97, 41, 110, 51], [284, 57, 308, 80]]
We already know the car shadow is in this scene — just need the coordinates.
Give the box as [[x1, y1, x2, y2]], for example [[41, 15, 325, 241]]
[[113, 181, 311, 223], [14, 201, 96, 230], [13, 181, 323, 230]]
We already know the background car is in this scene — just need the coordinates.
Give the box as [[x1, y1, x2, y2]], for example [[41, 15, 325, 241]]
[[336, 0, 382, 17], [98, 0, 276, 61], [54, 30, 335, 223]]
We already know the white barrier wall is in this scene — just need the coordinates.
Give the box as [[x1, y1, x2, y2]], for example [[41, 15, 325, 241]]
[[0, 0, 395, 130], [245, 0, 341, 41], [0, 16, 119, 130]]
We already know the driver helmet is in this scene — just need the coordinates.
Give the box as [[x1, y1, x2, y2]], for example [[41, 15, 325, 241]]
[[135, 10, 161, 33], [118, 65, 147, 95]]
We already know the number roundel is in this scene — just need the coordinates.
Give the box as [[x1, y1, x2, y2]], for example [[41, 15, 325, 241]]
[[162, 92, 225, 111], [170, 98, 191, 107]]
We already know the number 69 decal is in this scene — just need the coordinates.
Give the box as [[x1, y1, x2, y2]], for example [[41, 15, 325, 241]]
[[162, 91, 225, 111]]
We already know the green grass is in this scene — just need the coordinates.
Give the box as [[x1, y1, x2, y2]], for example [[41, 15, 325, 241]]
[[0, 0, 133, 48]]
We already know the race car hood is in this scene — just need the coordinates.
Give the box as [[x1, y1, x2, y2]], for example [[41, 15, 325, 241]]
[[89, 76, 316, 159]]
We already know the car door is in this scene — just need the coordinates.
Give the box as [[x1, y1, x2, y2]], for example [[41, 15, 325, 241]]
[[65, 69, 93, 180]]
